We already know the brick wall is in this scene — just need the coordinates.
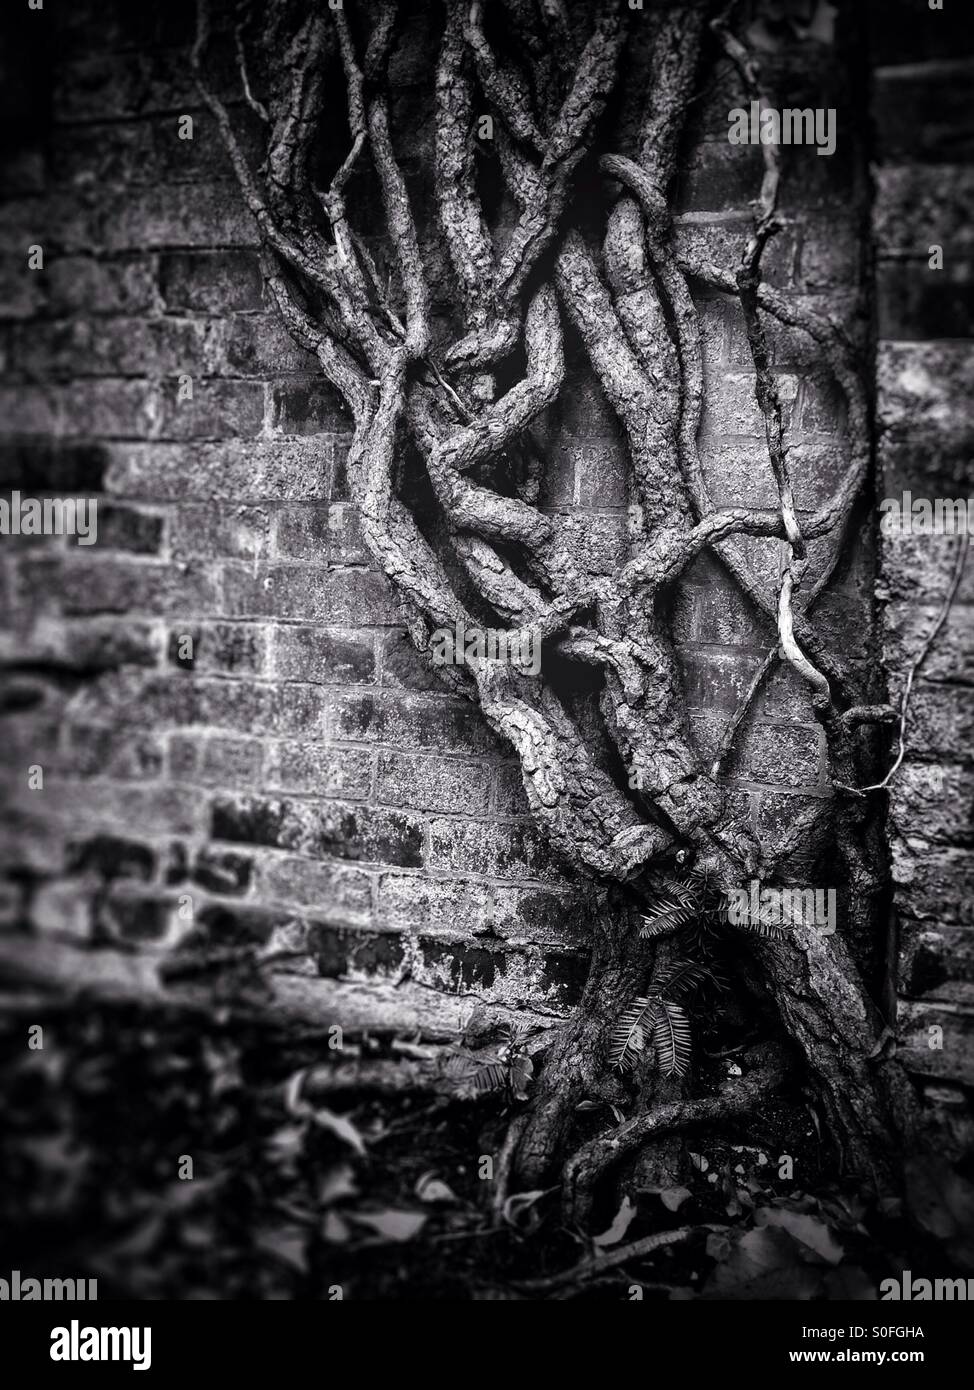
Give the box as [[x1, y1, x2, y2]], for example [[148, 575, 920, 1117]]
[[0, 2, 947, 1062], [870, 0, 974, 1097]]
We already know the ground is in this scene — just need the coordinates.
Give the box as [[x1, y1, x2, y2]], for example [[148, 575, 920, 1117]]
[[1, 1003, 963, 1300]]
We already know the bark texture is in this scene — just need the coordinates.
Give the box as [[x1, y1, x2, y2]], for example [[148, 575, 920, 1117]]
[[192, 0, 926, 1226]]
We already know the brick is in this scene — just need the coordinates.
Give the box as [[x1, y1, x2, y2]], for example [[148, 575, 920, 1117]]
[[273, 626, 376, 684], [170, 503, 270, 560], [873, 165, 974, 259], [63, 724, 165, 780], [169, 733, 263, 786], [47, 256, 159, 316], [907, 686, 974, 763], [878, 342, 974, 437], [379, 630, 448, 693], [271, 378, 346, 435], [675, 141, 765, 214], [265, 743, 373, 798], [878, 260, 974, 340], [701, 370, 798, 437], [273, 503, 368, 565], [376, 872, 492, 933], [746, 724, 825, 789], [90, 503, 165, 554], [868, 2, 974, 65], [0, 440, 106, 491], [492, 884, 587, 949], [885, 601, 974, 684], [22, 556, 220, 617], [158, 250, 263, 313], [376, 751, 490, 815], [211, 794, 424, 867], [104, 439, 337, 502], [331, 692, 502, 755], [495, 764, 530, 817], [258, 855, 373, 925], [192, 847, 252, 895], [44, 781, 207, 836], [890, 763, 974, 846], [65, 834, 155, 881], [427, 819, 559, 882], [96, 185, 259, 252], [315, 925, 404, 980], [678, 647, 767, 716], [676, 219, 797, 290], [153, 378, 265, 440], [167, 623, 266, 675], [224, 564, 397, 625]]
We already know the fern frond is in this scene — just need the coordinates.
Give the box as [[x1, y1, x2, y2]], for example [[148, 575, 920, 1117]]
[[735, 916, 792, 942], [650, 999, 692, 1078], [609, 996, 654, 1073], [652, 959, 713, 1000], [639, 881, 701, 938]]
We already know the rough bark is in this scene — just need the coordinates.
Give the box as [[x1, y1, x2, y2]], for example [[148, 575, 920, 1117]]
[[190, 0, 931, 1232]]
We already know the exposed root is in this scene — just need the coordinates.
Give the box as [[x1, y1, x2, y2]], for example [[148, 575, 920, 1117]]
[[561, 1044, 789, 1227], [514, 1224, 716, 1296]]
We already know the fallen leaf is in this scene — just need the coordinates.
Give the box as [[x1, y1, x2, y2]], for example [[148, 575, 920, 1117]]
[[704, 1228, 822, 1300], [318, 1164, 358, 1208], [322, 1211, 352, 1244], [415, 1171, 460, 1205], [311, 1107, 367, 1156], [660, 1186, 693, 1213], [501, 1189, 551, 1229], [757, 1206, 844, 1265], [593, 1195, 637, 1247], [348, 1209, 427, 1242]]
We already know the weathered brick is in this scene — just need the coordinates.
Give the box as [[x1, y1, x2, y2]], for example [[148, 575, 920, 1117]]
[[167, 623, 266, 675], [169, 733, 263, 787], [22, 556, 220, 617], [90, 503, 165, 554], [153, 378, 265, 440], [192, 846, 252, 895], [158, 250, 264, 314], [170, 503, 270, 560], [376, 872, 491, 933], [272, 626, 376, 685], [223, 564, 398, 625], [104, 439, 336, 502], [48, 256, 159, 316], [258, 855, 373, 925], [270, 378, 346, 436], [331, 692, 501, 755], [63, 723, 165, 780], [65, 833, 155, 881], [376, 751, 490, 816], [266, 742, 373, 799], [427, 819, 560, 882]]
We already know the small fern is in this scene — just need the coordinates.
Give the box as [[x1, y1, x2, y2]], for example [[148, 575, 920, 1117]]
[[650, 998, 693, 1078], [609, 996, 655, 1074], [609, 994, 693, 1078], [639, 880, 701, 938]]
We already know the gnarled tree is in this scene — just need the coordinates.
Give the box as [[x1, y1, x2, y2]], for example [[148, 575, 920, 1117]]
[[193, 0, 934, 1229]]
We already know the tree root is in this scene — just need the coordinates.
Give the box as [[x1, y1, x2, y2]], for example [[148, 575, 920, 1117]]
[[513, 1224, 718, 1296], [560, 1044, 789, 1227]]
